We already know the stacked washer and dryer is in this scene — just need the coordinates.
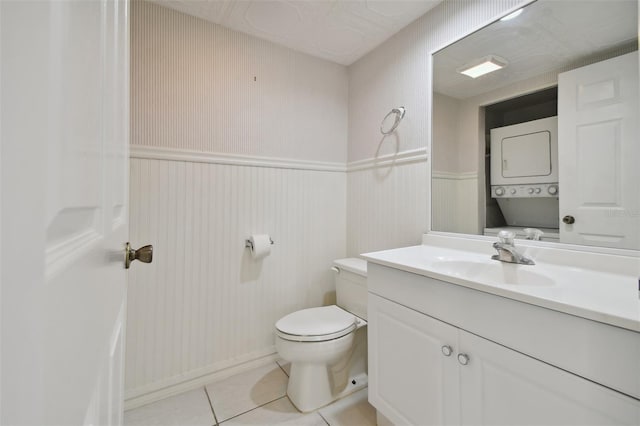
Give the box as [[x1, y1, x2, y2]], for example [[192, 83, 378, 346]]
[[486, 116, 560, 241]]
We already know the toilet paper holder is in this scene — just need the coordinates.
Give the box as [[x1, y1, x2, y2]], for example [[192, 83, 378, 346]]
[[245, 237, 274, 250]]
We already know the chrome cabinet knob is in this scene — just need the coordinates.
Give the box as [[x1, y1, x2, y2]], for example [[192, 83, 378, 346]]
[[125, 242, 153, 269], [562, 215, 576, 225], [441, 345, 453, 357], [457, 353, 470, 365]]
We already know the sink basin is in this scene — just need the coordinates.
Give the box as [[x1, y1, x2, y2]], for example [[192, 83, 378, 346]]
[[431, 259, 555, 287]]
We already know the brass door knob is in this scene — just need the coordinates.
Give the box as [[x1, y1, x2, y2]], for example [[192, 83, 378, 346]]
[[125, 242, 153, 269], [562, 215, 576, 225]]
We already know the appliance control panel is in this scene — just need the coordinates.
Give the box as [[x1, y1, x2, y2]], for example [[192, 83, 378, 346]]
[[492, 183, 559, 198]]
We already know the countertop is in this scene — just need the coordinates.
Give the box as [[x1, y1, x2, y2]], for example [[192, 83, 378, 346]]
[[363, 236, 640, 332]]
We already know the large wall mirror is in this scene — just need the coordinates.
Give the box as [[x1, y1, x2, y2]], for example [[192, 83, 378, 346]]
[[431, 0, 639, 250]]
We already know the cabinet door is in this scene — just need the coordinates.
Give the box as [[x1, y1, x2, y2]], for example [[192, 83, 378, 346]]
[[459, 331, 640, 425], [368, 293, 459, 425]]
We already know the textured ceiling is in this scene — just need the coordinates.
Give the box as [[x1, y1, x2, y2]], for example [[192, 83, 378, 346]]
[[433, 0, 638, 100], [150, 0, 441, 65]]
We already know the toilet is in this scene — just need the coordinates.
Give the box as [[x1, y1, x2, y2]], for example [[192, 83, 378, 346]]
[[275, 258, 368, 412]]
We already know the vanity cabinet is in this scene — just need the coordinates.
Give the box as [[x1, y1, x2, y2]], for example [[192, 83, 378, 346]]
[[367, 264, 640, 426]]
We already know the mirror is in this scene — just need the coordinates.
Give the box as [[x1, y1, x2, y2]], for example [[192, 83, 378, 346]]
[[431, 0, 639, 250]]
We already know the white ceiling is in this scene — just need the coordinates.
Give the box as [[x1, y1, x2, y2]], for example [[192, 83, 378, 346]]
[[433, 0, 638, 99], [150, 0, 441, 65]]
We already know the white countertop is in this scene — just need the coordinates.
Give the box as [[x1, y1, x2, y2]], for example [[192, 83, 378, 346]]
[[363, 235, 640, 332]]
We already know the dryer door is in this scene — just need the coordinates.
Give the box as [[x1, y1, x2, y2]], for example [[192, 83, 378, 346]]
[[501, 131, 551, 178], [490, 116, 558, 186]]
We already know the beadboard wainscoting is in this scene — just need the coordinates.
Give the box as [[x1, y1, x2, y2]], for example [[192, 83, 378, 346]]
[[347, 157, 428, 257], [431, 172, 479, 235], [126, 154, 346, 408], [127, 0, 350, 408]]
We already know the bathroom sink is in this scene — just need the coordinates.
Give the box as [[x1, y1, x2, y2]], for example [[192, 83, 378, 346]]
[[431, 259, 555, 287], [363, 236, 640, 332]]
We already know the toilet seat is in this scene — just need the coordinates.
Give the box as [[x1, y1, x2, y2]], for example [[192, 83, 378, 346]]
[[276, 306, 358, 342]]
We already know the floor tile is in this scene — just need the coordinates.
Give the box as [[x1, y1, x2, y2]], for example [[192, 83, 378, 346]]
[[223, 397, 326, 426], [318, 389, 376, 426], [275, 358, 291, 377], [206, 363, 289, 422], [124, 388, 215, 426]]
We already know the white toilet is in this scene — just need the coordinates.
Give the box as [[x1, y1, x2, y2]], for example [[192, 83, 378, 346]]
[[275, 258, 368, 412]]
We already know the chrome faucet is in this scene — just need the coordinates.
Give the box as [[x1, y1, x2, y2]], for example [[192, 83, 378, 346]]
[[491, 231, 535, 265]]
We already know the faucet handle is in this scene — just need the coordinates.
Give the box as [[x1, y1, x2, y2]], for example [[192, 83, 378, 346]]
[[523, 228, 544, 241], [497, 230, 516, 245]]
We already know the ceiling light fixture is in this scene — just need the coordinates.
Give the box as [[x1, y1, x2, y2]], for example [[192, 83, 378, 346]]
[[458, 55, 508, 79], [500, 8, 523, 21]]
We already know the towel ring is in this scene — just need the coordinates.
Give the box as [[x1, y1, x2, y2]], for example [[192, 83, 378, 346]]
[[380, 106, 406, 135]]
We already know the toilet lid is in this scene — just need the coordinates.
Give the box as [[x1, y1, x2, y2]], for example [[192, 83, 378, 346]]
[[275, 306, 357, 342]]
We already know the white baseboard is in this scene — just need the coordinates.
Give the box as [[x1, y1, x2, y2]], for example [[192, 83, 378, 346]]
[[124, 347, 279, 411]]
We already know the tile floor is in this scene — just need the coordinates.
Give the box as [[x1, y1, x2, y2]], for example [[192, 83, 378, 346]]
[[124, 360, 376, 426]]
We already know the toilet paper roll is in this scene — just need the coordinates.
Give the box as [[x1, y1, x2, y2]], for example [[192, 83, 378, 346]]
[[249, 234, 272, 260]]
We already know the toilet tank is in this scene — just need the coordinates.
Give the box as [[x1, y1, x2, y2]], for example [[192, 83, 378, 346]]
[[333, 258, 368, 320]]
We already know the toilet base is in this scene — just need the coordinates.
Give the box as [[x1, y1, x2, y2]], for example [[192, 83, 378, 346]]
[[288, 368, 368, 413], [284, 326, 368, 413]]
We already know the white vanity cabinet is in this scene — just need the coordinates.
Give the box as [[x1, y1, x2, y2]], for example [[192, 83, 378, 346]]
[[367, 264, 640, 426]]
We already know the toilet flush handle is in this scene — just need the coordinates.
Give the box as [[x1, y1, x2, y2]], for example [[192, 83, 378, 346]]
[[331, 266, 340, 273]]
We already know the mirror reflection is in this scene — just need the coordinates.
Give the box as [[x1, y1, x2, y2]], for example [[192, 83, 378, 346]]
[[431, 0, 639, 250]]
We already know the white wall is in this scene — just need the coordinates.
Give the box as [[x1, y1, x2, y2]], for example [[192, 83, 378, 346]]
[[347, 161, 428, 256], [432, 92, 461, 174], [345, 0, 530, 254], [131, 0, 348, 163], [126, 1, 347, 406], [127, 0, 538, 406]]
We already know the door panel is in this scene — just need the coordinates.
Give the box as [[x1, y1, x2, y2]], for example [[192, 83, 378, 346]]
[[1, 0, 129, 424], [368, 294, 459, 426], [558, 51, 639, 249], [460, 331, 640, 426]]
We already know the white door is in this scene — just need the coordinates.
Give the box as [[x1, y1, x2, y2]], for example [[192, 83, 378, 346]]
[[1, 1, 132, 424], [459, 331, 640, 425], [368, 294, 460, 426], [558, 51, 639, 249]]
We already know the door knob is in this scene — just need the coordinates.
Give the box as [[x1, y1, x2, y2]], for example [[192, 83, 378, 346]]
[[441, 345, 453, 357], [562, 215, 575, 224], [125, 242, 153, 269]]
